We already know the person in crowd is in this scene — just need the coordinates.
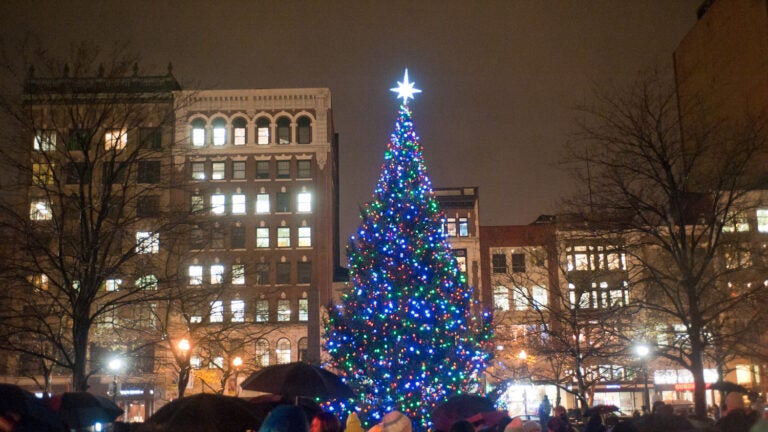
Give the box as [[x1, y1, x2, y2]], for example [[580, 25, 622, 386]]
[[450, 420, 476, 432], [310, 411, 341, 432], [368, 411, 412, 432], [345, 412, 364, 432], [552, 406, 574, 432], [582, 413, 605, 432], [546, 416, 568, 432], [716, 392, 759, 432], [258, 405, 309, 432], [539, 396, 552, 429], [496, 416, 512, 432]]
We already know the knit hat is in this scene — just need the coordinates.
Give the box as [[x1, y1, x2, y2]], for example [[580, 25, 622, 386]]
[[376, 411, 412, 432], [346, 412, 364, 432]]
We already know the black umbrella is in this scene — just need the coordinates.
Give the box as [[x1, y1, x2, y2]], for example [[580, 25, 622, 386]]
[[431, 394, 495, 432], [709, 381, 749, 394], [240, 362, 354, 400], [49, 392, 123, 429], [146, 393, 261, 432], [0, 384, 66, 432]]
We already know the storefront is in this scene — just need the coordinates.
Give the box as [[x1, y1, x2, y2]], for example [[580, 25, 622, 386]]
[[115, 386, 155, 423]]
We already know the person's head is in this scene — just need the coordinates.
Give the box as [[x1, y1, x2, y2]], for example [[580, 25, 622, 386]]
[[587, 413, 602, 426], [546, 416, 565, 432], [259, 405, 309, 432], [310, 411, 341, 432], [450, 420, 476, 432], [651, 401, 665, 414], [553, 406, 567, 418], [726, 392, 746, 414], [496, 416, 512, 432], [372, 411, 411, 432]]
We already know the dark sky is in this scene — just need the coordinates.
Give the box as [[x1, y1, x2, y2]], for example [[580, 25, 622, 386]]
[[1, 0, 702, 240]]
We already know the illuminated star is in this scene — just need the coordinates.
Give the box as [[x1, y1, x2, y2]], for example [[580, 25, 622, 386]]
[[390, 69, 421, 104]]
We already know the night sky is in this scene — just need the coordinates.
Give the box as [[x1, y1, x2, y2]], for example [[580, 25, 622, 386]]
[[1, 0, 702, 242]]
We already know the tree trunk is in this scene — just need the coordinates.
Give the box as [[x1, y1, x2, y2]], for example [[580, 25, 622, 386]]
[[690, 334, 708, 418], [178, 364, 190, 398], [72, 321, 90, 392]]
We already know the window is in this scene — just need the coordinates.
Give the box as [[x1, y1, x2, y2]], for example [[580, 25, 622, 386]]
[[255, 263, 269, 284], [191, 194, 204, 213], [567, 245, 591, 271], [189, 265, 203, 285], [277, 300, 291, 322], [276, 338, 291, 364], [105, 279, 122, 292], [232, 264, 245, 285], [211, 228, 224, 249], [212, 162, 225, 180], [493, 286, 510, 311], [511, 253, 525, 273], [723, 211, 749, 232], [277, 227, 290, 247], [65, 162, 91, 184], [298, 262, 312, 283], [276, 192, 290, 212], [276, 262, 291, 284], [297, 160, 311, 178], [137, 196, 160, 218], [211, 194, 225, 215], [136, 231, 159, 254], [232, 194, 246, 214], [233, 118, 246, 145], [297, 116, 311, 144], [255, 339, 270, 367], [231, 300, 245, 322], [299, 299, 309, 321], [276, 117, 291, 144], [211, 118, 226, 146], [34, 131, 56, 151], [232, 161, 246, 180], [256, 227, 270, 248], [231, 226, 246, 249], [191, 119, 206, 146], [135, 303, 157, 329], [256, 194, 270, 214], [256, 118, 270, 145], [69, 129, 90, 150], [298, 227, 311, 247], [32, 163, 54, 185], [210, 301, 224, 322], [210, 264, 224, 284], [256, 160, 270, 179], [513, 288, 528, 310], [187, 164, 205, 184], [532, 285, 548, 308], [297, 192, 312, 212], [102, 161, 126, 184], [138, 161, 161, 184], [454, 249, 467, 273], [139, 127, 162, 149], [758, 209, 768, 232], [136, 274, 158, 290], [444, 218, 457, 237], [256, 300, 269, 322], [29, 199, 52, 220], [30, 274, 49, 291], [190, 227, 205, 249], [459, 217, 469, 236], [277, 161, 290, 179], [492, 254, 507, 273], [104, 130, 127, 150]]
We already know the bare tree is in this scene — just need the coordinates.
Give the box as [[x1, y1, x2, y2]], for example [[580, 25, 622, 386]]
[[565, 67, 768, 417]]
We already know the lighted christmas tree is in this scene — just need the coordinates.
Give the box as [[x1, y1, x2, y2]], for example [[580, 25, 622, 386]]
[[325, 70, 492, 431]]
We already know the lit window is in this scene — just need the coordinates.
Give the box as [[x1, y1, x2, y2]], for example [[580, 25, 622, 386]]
[[105, 279, 122, 292], [532, 285, 548, 308], [212, 162, 225, 180], [29, 199, 52, 220], [459, 217, 469, 236], [232, 161, 246, 180], [211, 194, 225, 215], [191, 194, 204, 213], [277, 299, 291, 321], [445, 218, 457, 237], [212, 118, 226, 146], [232, 264, 245, 285], [297, 192, 312, 212], [454, 249, 467, 273], [210, 264, 224, 284], [256, 227, 270, 248], [104, 130, 127, 150], [277, 161, 290, 179], [256, 118, 270, 145], [232, 194, 246, 214], [191, 162, 205, 180], [277, 227, 290, 247], [33, 131, 56, 151], [32, 163, 54, 185], [513, 288, 528, 310], [136, 231, 159, 254], [190, 316, 202, 325], [233, 118, 246, 145], [136, 274, 158, 290], [297, 116, 311, 144], [231, 300, 245, 322], [189, 265, 203, 285], [256, 194, 270, 213], [276, 338, 291, 363], [298, 227, 311, 247], [493, 286, 510, 311], [191, 120, 206, 146], [758, 209, 768, 232], [256, 300, 269, 322], [276, 117, 290, 144], [723, 211, 749, 232], [210, 301, 224, 322], [297, 160, 311, 178], [255, 339, 270, 365], [298, 299, 309, 321], [30, 274, 48, 291]]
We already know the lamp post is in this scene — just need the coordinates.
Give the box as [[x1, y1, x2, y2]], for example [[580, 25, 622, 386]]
[[108, 357, 122, 404], [177, 338, 191, 399], [232, 356, 243, 397], [636, 344, 651, 412], [519, 350, 529, 415]]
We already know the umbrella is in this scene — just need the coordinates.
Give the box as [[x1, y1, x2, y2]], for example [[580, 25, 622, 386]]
[[431, 394, 495, 431], [709, 381, 749, 394], [584, 404, 619, 416], [146, 393, 261, 432], [240, 362, 354, 400], [0, 384, 66, 432], [49, 392, 123, 429]]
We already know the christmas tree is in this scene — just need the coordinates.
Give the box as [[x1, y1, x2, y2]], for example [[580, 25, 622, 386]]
[[325, 70, 492, 431]]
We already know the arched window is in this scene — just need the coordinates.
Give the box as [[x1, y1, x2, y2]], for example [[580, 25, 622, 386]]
[[191, 119, 206, 147], [276, 338, 291, 364], [296, 116, 311, 144], [256, 117, 270, 145], [493, 285, 510, 311], [212, 118, 227, 146], [233, 117, 247, 145], [255, 338, 270, 367], [298, 337, 308, 362], [276, 117, 291, 145]]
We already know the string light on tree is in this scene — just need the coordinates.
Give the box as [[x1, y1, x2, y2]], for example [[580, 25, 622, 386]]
[[325, 69, 492, 431]]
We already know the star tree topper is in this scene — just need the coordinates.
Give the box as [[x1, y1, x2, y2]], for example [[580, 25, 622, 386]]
[[390, 68, 422, 104]]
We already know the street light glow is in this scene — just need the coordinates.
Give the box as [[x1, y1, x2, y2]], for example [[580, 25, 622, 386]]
[[232, 356, 243, 368], [178, 338, 190, 352], [636, 344, 650, 358], [108, 358, 122, 372]]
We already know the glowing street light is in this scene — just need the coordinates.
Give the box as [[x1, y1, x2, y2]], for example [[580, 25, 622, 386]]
[[108, 357, 123, 403], [232, 356, 243, 397], [636, 344, 652, 412], [177, 338, 192, 398]]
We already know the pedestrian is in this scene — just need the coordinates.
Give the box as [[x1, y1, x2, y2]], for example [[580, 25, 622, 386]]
[[582, 413, 605, 432], [258, 405, 309, 432], [450, 420, 476, 432], [345, 412, 364, 432], [310, 411, 341, 432], [715, 392, 758, 432], [538, 396, 552, 429], [552, 406, 574, 432]]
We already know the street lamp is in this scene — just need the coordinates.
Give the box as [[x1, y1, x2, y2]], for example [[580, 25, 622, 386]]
[[635, 344, 651, 412], [177, 338, 191, 398], [232, 356, 243, 397], [108, 357, 122, 404]]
